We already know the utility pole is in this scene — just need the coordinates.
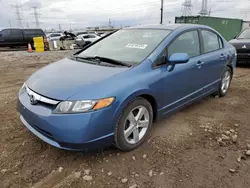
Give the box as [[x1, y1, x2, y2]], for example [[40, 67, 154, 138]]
[[108, 19, 111, 28], [26, 22, 29, 28], [160, 0, 164, 24], [182, 0, 192, 16], [11, 4, 23, 28], [31, 6, 41, 28], [59, 24, 62, 31], [9, 20, 12, 28], [199, 0, 209, 16]]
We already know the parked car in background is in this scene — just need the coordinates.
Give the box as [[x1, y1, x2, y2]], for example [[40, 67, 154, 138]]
[[17, 24, 236, 152], [77, 34, 101, 45], [74, 30, 99, 36], [0, 28, 46, 48], [46, 33, 63, 41], [229, 28, 250, 63]]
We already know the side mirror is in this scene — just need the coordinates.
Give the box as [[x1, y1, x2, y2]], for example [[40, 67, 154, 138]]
[[168, 53, 189, 64], [233, 36, 236, 39]]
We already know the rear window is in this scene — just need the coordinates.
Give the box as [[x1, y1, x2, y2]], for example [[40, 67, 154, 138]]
[[23, 29, 44, 36], [50, 34, 61, 37]]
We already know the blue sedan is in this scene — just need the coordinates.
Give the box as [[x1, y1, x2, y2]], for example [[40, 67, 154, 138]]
[[17, 24, 236, 151]]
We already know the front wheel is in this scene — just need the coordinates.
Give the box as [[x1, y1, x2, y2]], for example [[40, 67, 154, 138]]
[[114, 98, 153, 151]]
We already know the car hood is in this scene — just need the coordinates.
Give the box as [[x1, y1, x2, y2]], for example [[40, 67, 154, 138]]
[[26, 58, 129, 100], [229, 39, 250, 48]]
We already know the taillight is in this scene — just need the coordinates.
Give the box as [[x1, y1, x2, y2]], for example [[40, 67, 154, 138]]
[[44, 37, 48, 43]]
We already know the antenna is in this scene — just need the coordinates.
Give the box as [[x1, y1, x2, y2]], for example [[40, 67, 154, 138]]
[[31, 6, 41, 28], [199, 0, 209, 16], [182, 0, 192, 16], [11, 4, 23, 28]]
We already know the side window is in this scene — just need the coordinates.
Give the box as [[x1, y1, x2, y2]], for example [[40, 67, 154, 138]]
[[10, 29, 22, 37], [168, 30, 200, 58], [201, 30, 220, 53], [0, 30, 10, 37]]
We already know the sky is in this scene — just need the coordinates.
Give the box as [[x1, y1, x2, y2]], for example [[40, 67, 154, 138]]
[[0, 0, 250, 30]]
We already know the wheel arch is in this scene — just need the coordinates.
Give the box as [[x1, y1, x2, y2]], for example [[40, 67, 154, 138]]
[[116, 90, 158, 123]]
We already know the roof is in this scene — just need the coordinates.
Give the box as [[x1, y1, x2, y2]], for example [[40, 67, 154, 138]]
[[124, 24, 209, 31]]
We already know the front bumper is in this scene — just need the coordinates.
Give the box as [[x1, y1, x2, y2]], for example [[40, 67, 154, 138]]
[[17, 91, 115, 151]]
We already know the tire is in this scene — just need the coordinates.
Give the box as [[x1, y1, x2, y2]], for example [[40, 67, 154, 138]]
[[214, 67, 232, 97], [114, 98, 153, 151]]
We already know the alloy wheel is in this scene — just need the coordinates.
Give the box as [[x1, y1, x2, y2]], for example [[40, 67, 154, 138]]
[[221, 71, 231, 93], [123, 106, 150, 144]]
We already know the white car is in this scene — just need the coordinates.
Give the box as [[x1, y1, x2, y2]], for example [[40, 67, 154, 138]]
[[46, 33, 64, 41], [77, 34, 101, 44]]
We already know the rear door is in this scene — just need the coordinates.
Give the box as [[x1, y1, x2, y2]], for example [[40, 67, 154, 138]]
[[9, 29, 24, 45], [198, 29, 226, 93]]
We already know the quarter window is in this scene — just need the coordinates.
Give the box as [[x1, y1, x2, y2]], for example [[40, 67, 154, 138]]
[[168, 30, 200, 58], [201, 30, 220, 53]]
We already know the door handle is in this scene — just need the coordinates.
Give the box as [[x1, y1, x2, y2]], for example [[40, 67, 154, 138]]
[[196, 61, 204, 68], [220, 54, 226, 60]]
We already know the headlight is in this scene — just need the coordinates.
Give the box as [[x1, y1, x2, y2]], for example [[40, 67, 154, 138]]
[[19, 83, 26, 95], [55, 97, 115, 113]]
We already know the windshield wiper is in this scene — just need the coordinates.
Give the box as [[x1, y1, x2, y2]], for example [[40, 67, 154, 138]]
[[74, 55, 132, 67]]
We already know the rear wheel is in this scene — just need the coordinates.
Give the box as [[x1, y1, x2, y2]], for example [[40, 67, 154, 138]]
[[214, 67, 232, 97], [114, 98, 153, 151]]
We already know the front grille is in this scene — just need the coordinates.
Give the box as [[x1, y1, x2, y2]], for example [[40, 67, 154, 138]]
[[25, 85, 60, 105], [237, 52, 250, 60], [236, 49, 249, 53]]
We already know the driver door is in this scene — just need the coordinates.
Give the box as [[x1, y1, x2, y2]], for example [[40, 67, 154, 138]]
[[157, 30, 205, 115]]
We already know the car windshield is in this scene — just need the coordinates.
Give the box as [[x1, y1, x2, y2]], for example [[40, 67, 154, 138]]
[[79, 29, 172, 64], [238, 29, 250, 39]]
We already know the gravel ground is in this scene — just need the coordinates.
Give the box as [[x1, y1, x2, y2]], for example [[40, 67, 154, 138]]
[[0, 51, 250, 188]]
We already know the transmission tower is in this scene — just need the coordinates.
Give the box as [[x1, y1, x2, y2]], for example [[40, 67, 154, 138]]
[[199, 0, 209, 16], [11, 4, 23, 28], [31, 6, 41, 28], [182, 0, 192, 16]]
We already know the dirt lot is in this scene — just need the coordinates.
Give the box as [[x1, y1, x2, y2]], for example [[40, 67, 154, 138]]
[[0, 51, 249, 188]]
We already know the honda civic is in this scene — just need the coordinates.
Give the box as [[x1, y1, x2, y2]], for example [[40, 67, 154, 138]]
[[17, 24, 236, 151]]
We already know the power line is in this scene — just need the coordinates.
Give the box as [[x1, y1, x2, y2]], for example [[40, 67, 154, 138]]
[[10, 4, 23, 28], [38, 2, 181, 21]]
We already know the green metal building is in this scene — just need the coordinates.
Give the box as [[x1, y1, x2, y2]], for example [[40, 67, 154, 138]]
[[175, 16, 243, 41]]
